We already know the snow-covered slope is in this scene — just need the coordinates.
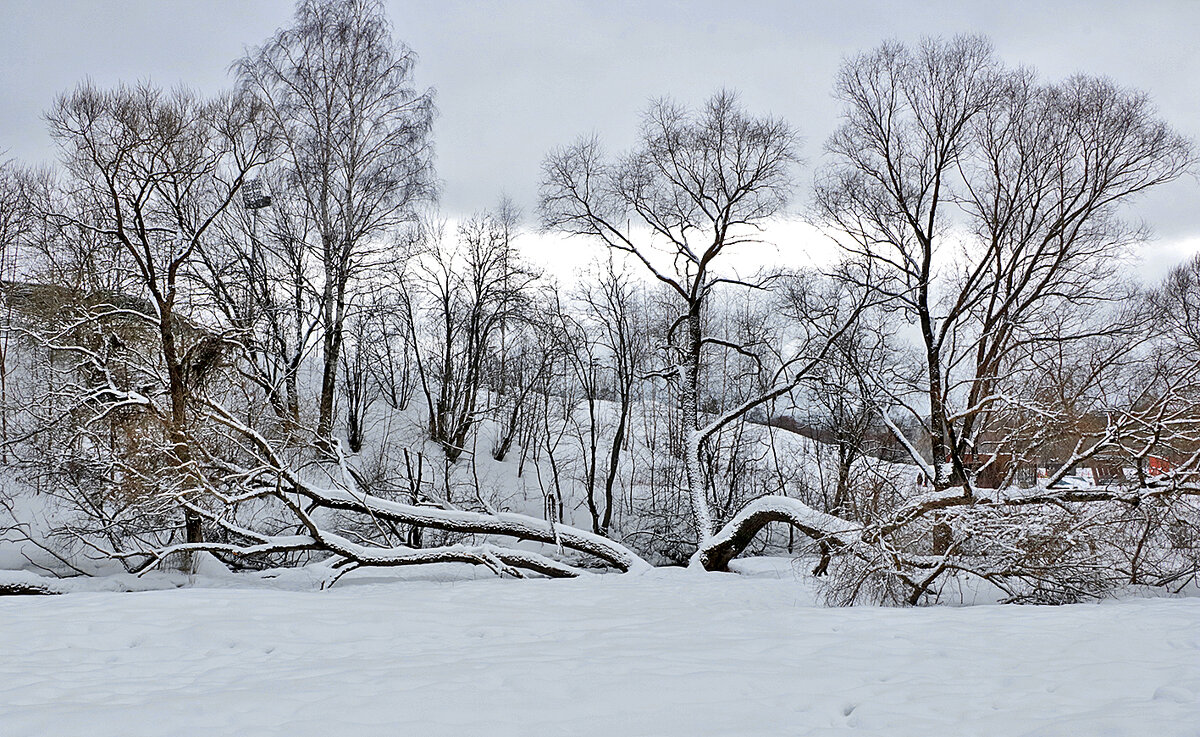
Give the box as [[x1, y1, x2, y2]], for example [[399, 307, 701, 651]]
[[1, 561, 1196, 736]]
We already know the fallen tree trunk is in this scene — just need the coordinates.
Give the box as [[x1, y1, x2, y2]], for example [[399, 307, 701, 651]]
[[118, 400, 654, 580], [695, 480, 1200, 577], [694, 496, 859, 571]]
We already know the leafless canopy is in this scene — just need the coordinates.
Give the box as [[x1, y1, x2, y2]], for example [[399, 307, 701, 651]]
[[235, 0, 437, 441], [816, 35, 1193, 490]]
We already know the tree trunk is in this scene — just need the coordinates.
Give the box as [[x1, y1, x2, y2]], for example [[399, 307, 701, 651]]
[[317, 328, 341, 442], [601, 386, 631, 536], [681, 307, 713, 542], [159, 309, 204, 559]]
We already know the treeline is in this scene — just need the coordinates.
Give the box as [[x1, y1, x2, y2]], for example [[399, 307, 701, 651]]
[[0, 0, 1197, 604]]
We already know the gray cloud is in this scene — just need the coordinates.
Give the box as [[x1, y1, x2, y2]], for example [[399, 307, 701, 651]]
[[3, 0, 1198, 246]]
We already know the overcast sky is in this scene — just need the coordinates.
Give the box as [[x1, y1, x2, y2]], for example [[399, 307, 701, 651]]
[[2, 0, 1198, 276]]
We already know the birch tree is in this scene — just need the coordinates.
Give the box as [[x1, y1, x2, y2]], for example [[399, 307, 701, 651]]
[[235, 0, 436, 444]]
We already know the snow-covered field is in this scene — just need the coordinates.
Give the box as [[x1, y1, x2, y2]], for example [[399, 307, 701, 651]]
[[2, 562, 1198, 737]]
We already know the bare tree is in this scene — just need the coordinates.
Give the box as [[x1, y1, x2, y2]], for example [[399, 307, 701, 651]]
[[703, 35, 1200, 600], [574, 258, 649, 536], [793, 289, 900, 522], [541, 284, 609, 534], [0, 160, 32, 456], [43, 82, 272, 551], [408, 212, 537, 461], [192, 182, 321, 429], [815, 36, 1004, 490], [542, 91, 872, 557], [235, 0, 436, 444], [340, 309, 378, 453], [1155, 252, 1200, 355], [816, 36, 1192, 494]]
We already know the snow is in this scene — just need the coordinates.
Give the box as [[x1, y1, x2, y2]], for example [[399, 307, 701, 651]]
[[2, 561, 1197, 736], [706, 495, 861, 547]]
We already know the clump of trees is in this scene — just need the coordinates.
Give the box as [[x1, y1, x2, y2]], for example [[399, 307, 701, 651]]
[[0, 4, 1197, 604]]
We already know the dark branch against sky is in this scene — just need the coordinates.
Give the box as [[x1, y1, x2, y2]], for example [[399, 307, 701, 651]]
[[2, 0, 1198, 253]]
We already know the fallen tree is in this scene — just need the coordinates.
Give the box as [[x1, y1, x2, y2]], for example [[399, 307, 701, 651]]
[[91, 393, 654, 582]]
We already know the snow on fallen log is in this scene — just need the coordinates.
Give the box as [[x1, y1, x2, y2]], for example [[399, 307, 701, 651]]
[[0, 570, 71, 595], [695, 495, 860, 572]]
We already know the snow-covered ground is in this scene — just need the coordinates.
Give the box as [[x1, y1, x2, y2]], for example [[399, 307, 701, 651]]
[[1, 561, 1197, 737]]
